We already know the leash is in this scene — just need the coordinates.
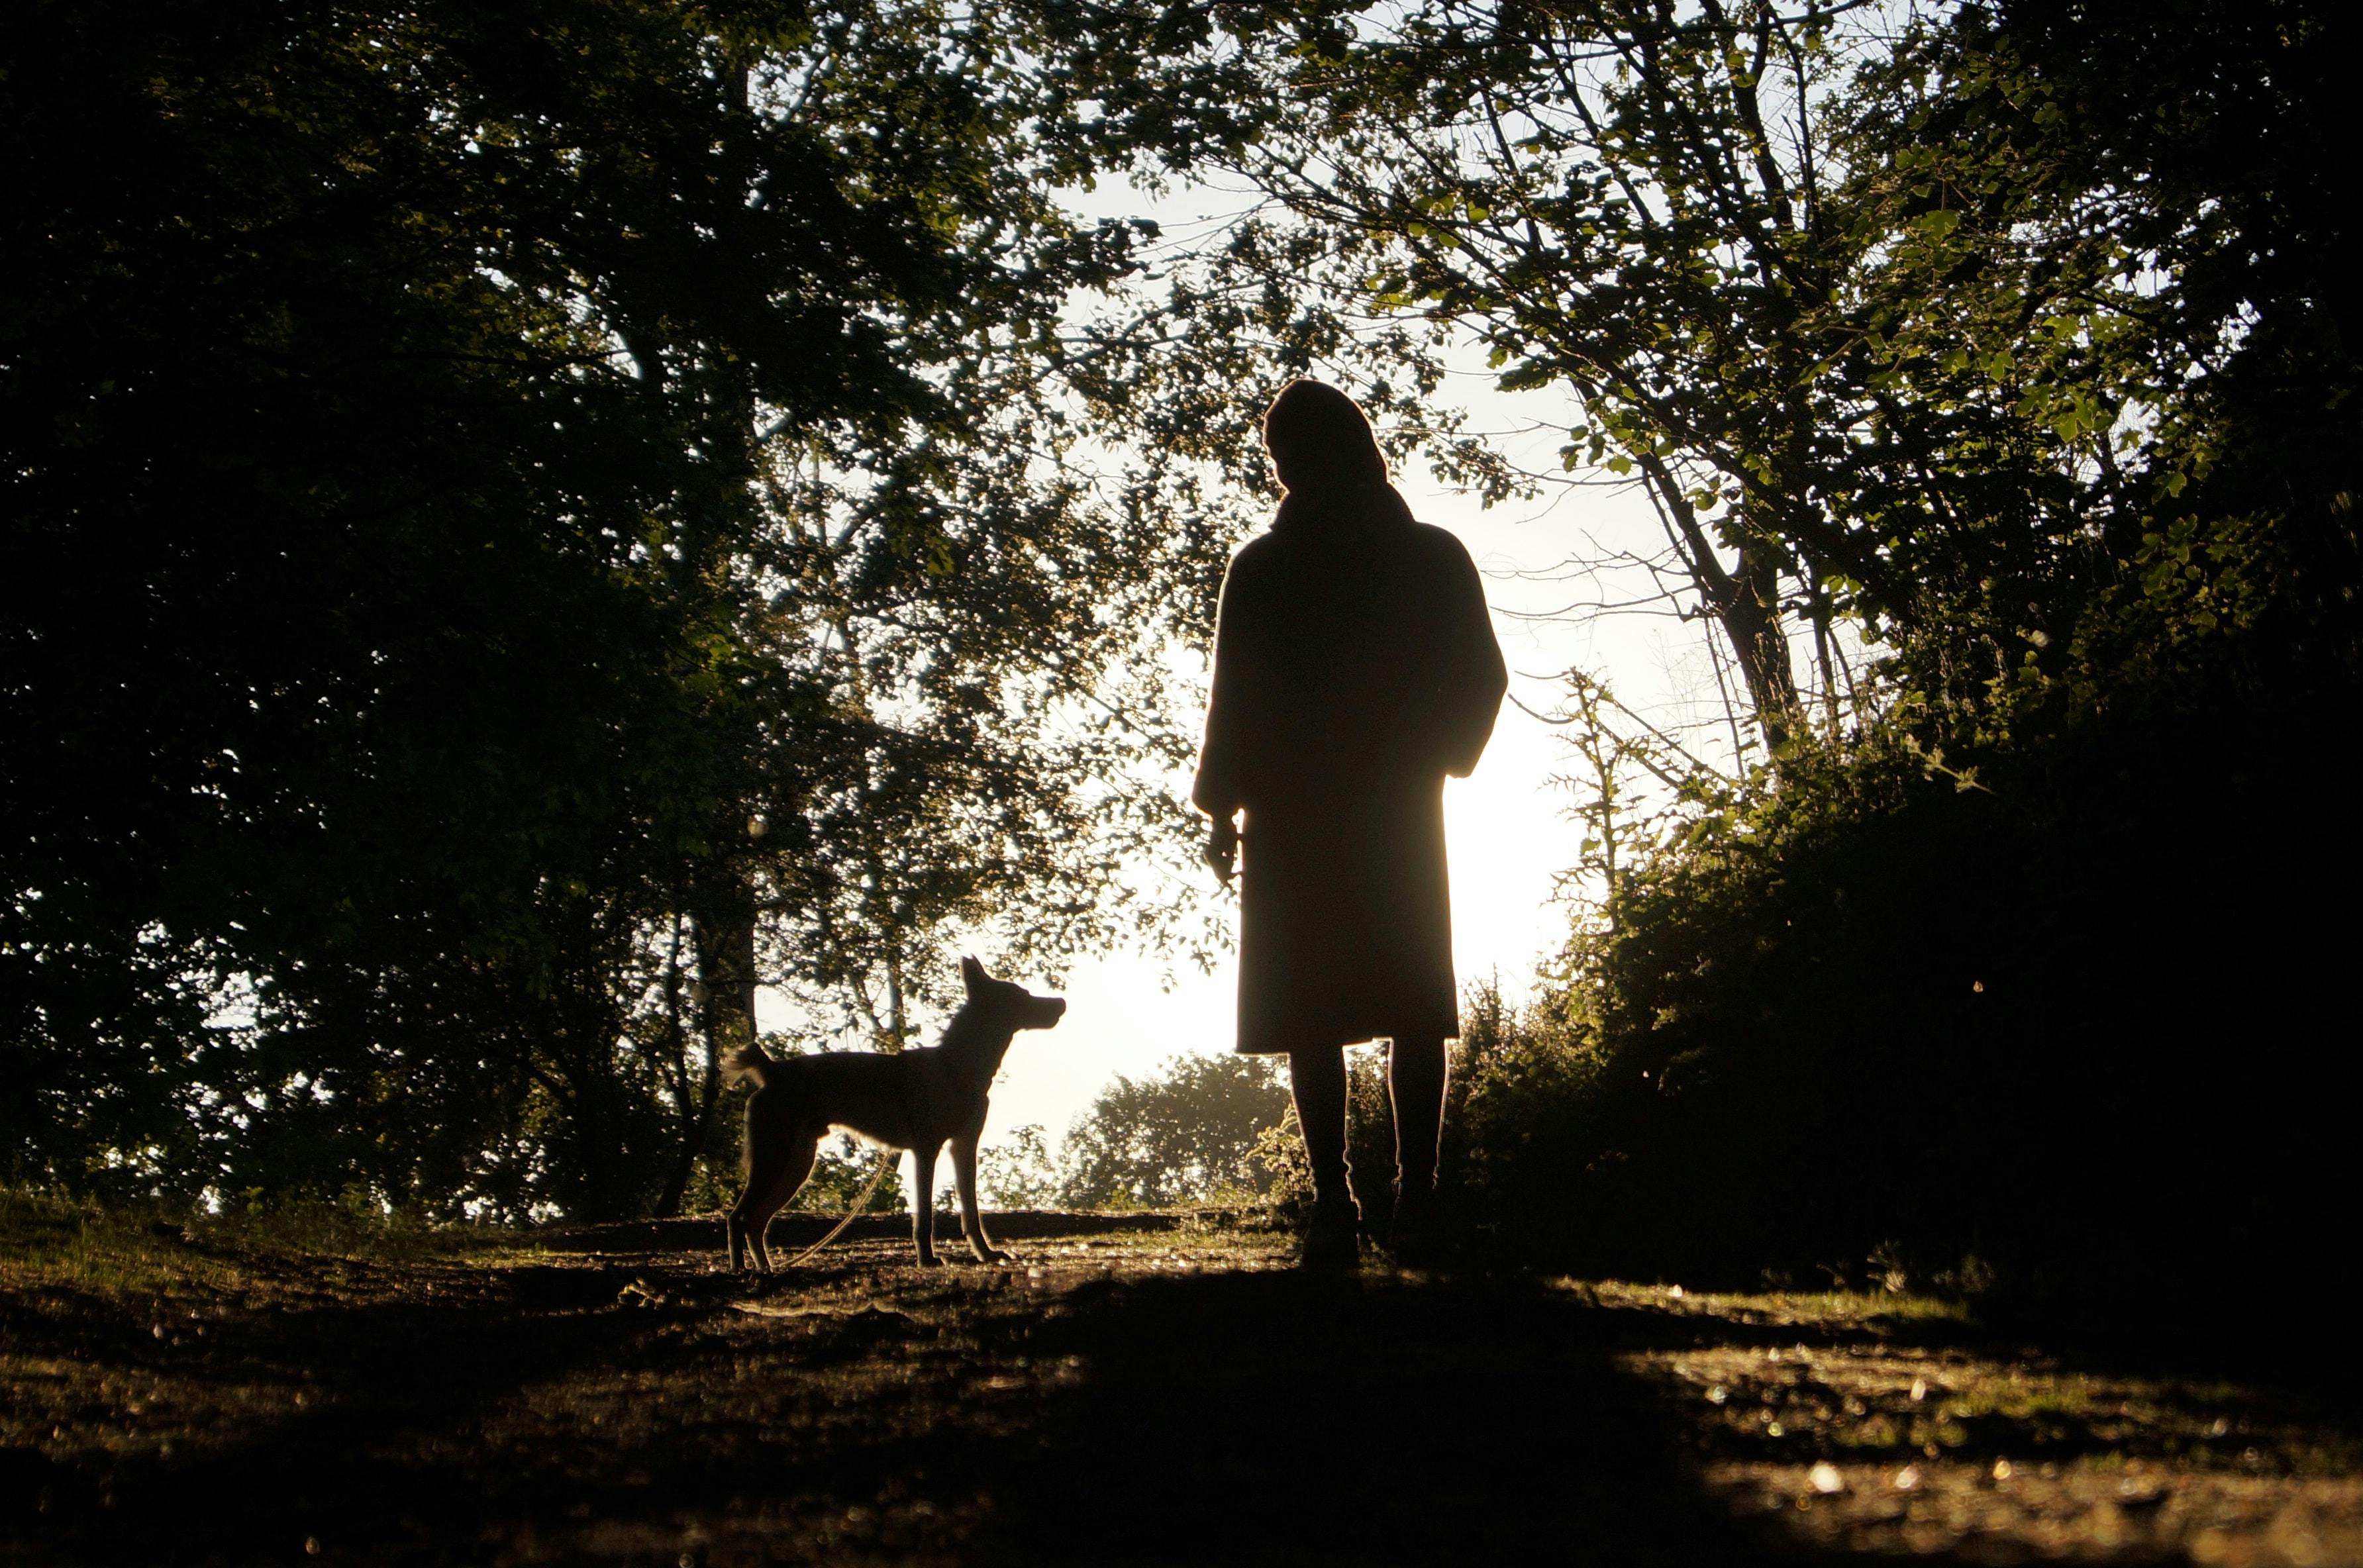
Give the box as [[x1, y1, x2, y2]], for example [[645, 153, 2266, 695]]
[[779, 1150, 895, 1269]]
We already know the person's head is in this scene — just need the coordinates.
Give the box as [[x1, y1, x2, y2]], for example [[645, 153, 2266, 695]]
[[1262, 379, 1387, 495]]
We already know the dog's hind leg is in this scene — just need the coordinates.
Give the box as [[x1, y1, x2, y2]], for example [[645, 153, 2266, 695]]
[[950, 1130, 1005, 1263], [738, 1128, 821, 1273], [727, 1169, 774, 1273], [726, 1160, 766, 1273]]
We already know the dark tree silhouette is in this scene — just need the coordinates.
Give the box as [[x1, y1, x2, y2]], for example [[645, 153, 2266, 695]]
[[0, 0, 1231, 1218]]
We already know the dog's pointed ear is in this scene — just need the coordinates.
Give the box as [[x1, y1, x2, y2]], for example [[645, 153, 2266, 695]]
[[960, 955, 987, 995]]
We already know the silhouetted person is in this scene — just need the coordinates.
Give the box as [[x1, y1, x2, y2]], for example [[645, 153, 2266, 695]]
[[1195, 380, 1507, 1267]]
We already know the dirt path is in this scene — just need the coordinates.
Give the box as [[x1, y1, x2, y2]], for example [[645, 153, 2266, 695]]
[[4, 1201, 2358, 1565]]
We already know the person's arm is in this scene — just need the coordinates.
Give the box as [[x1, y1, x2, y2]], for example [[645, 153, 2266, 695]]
[[1193, 557, 1252, 885], [1436, 534, 1507, 779], [1203, 812, 1239, 887]]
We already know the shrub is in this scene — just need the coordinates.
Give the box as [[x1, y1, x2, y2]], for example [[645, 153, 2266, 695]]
[[1436, 680, 2362, 1312], [1056, 1054, 1292, 1208]]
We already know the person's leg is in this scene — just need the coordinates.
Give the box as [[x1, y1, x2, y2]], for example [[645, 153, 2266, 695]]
[[1287, 1044, 1352, 1205], [1287, 1044, 1360, 1267], [1387, 1035, 1448, 1199], [1387, 1036, 1451, 1263]]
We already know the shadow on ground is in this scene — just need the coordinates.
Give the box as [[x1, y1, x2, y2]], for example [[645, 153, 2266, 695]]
[[1005, 1265, 1781, 1565], [13, 1213, 2352, 1564], [12, 1250, 1805, 1564]]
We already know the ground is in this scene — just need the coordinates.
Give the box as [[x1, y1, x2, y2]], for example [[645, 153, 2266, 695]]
[[3, 1195, 2357, 1565]]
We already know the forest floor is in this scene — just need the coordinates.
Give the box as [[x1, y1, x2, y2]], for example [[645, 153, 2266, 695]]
[[3, 1193, 2358, 1566]]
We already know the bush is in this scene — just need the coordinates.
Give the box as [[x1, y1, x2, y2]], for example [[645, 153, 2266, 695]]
[[978, 1124, 1061, 1210], [1055, 1054, 1292, 1208], [1433, 676, 2362, 1313]]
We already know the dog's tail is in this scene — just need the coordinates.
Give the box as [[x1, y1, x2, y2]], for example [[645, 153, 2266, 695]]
[[721, 1040, 774, 1089]]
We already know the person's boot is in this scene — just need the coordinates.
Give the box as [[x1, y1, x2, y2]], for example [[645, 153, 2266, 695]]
[[1298, 1189, 1361, 1271], [1387, 1181, 1446, 1267]]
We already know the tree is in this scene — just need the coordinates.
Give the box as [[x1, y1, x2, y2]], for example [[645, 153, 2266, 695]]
[[978, 1123, 1062, 1210], [2, 0, 1233, 1218], [1036, 0, 1866, 750], [1057, 1054, 1292, 1208], [1034, 0, 2354, 754]]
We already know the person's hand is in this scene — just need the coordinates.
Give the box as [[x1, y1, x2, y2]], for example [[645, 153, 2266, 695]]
[[1203, 814, 1238, 889]]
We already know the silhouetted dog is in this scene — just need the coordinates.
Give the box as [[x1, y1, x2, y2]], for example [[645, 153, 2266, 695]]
[[722, 957, 1066, 1269]]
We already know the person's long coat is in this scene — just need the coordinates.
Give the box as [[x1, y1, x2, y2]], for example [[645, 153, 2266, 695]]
[[1193, 485, 1507, 1054]]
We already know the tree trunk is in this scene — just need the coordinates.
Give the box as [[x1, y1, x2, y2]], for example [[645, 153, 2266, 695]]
[[1717, 530, 1801, 757], [656, 865, 755, 1217], [1638, 458, 1802, 758]]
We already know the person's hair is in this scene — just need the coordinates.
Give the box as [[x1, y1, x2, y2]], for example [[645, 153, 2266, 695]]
[[1262, 379, 1387, 493]]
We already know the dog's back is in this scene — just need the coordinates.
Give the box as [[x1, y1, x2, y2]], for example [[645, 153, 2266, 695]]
[[731, 1043, 927, 1152]]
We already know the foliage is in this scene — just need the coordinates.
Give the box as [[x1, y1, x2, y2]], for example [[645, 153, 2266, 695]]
[[1245, 1049, 1399, 1217], [977, 1124, 1062, 1210], [1552, 0, 2356, 1303], [1055, 1053, 1293, 1208], [788, 1134, 909, 1216], [1, 0, 1236, 1220], [1037, 0, 2355, 748], [1421, 703, 2358, 1307]]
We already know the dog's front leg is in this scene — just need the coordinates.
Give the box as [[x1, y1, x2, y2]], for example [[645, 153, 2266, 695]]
[[951, 1131, 1005, 1263], [909, 1143, 942, 1266]]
